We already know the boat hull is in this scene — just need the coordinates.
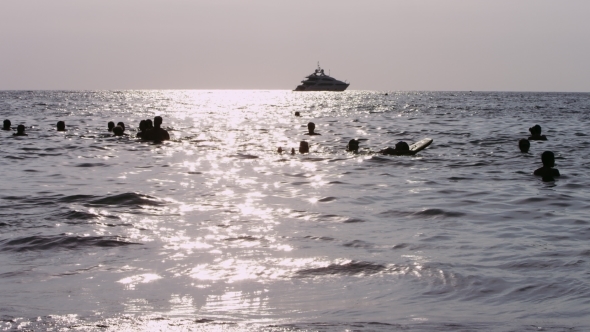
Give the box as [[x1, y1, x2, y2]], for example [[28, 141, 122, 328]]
[[294, 84, 349, 92]]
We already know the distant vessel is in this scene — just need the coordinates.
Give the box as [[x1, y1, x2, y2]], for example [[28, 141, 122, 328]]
[[294, 63, 349, 91]]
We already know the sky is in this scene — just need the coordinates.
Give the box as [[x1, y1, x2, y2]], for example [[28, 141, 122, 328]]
[[1, 0, 590, 91]]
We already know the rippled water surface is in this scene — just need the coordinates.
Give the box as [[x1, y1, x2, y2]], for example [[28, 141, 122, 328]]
[[1, 91, 590, 331]]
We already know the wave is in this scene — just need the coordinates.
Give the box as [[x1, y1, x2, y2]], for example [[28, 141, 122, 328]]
[[295, 261, 387, 277], [0, 235, 140, 252]]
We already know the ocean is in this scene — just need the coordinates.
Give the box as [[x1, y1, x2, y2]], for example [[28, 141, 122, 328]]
[[1, 90, 589, 331]]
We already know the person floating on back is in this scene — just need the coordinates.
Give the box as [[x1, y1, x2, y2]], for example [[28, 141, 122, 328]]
[[518, 138, 530, 153], [2, 119, 11, 131], [143, 116, 170, 142], [14, 124, 27, 136], [299, 141, 309, 154], [56, 121, 66, 131], [304, 122, 321, 136], [347, 139, 359, 153], [108, 121, 115, 132], [534, 151, 560, 182], [380, 141, 410, 155], [528, 124, 547, 141]]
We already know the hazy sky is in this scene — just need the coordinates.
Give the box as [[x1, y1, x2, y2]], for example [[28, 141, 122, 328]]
[[1, 0, 589, 91]]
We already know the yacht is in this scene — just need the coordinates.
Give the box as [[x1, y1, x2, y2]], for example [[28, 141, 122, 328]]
[[294, 63, 350, 91]]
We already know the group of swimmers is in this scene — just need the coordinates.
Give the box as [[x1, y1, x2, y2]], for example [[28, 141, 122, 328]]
[[4, 114, 560, 182], [286, 114, 560, 182], [281, 118, 412, 156], [518, 124, 560, 182], [3, 116, 170, 143]]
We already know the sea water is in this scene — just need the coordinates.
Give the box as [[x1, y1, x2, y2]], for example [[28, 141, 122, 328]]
[[0, 90, 589, 331]]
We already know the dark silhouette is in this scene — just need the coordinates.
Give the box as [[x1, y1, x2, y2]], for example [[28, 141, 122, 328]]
[[145, 119, 153, 130], [14, 125, 27, 136], [291, 148, 295, 155], [117, 122, 126, 132], [56, 121, 66, 131], [299, 141, 309, 154], [113, 126, 124, 136], [518, 138, 530, 153], [136, 120, 147, 138], [534, 151, 560, 182], [294, 111, 301, 116], [2, 119, 11, 131], [304, 122, 321, 135], [347, 139, 359, 152], [143, 116, 170, 142], [108, 121, 115, 132], [528, 125, 547, 141], [277, 147, 283, 154], [380, 141, 410, 155]]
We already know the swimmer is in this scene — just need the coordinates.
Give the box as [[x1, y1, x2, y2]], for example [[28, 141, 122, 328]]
[[108, 121, 115, 132], [528, 124, 547, 141], [13, 124, 27, 136], [2, 119, 11, 131], [304, 122, 321, 136], [56, 121, 66, 131], [291, 148, 295, 155], [117, 122, 126, 132], [294, 111, 301, 117], [136, 120, 147, 138], [518, 138, 530, 153], [347, 139, 359, 153], [113, 126, 124, 136], [299, 141, 309, 154], [143, 116, 170, 142], [145, 119, 153, 130], [533, 151, 560, 182], [379, 141, 410, 155], [277, 147, 283, 154]]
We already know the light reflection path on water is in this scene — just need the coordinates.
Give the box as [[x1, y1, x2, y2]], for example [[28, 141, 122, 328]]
[[0, 91, 589, 331]]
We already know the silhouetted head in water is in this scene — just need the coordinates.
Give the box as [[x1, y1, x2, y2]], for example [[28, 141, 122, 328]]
[[291, 148, 295, 155], [305, 122, 321, 135], [294, 111, 300, 117], [347, 139, 359, 152], [113, 126, 124, 136], [299, 141, 309, 154], [56, 121, 65, 131], [395, 141, 410, 151], [154, 116, 163, 128], [528, 124, 547, 140], [14, 124, 27, 136], [541, 151, 555, 168], [117, 122, 125, 132], [136, 120, 147, 138], [518, 138, 530, 153], [145, 119, 153, 129], [108, 121, 115, 132], [3, 119, 11, 130], [277, 147, 283, 154], [534, 150, 560, 181]]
